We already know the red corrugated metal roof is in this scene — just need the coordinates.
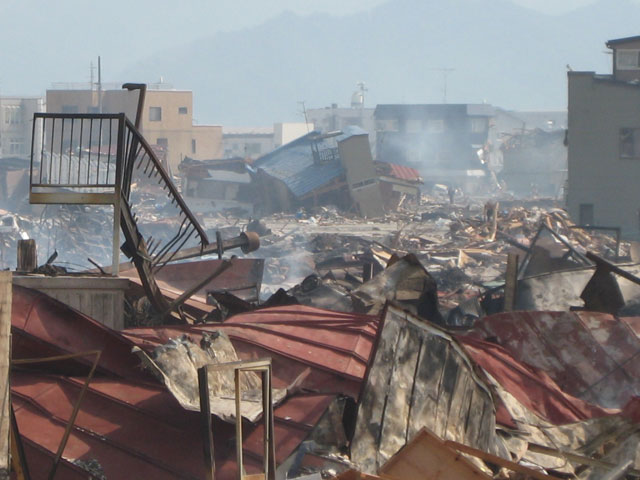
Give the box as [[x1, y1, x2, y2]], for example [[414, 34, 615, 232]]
[[11, 286, 380, 478], [458, 336, 614, 425], [464, 311, 640, 410], [385, 163, 422, 182], [124, 305, 379, 400]]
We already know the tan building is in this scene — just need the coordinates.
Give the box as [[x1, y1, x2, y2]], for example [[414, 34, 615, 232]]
[[46, 85, 222, 173], [567, 35, 640, 239]]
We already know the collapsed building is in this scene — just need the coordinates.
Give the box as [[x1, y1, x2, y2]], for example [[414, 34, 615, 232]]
[[0, 81, 638, 480]]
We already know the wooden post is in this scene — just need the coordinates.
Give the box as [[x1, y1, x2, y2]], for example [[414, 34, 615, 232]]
[[0, 272, 12, 479], [503, 253, 519, 312], [16, 240, 36, 274], [198, 366, 215, 480]]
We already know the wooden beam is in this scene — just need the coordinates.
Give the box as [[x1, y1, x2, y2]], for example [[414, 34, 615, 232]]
[[0, 272, 11, 479]]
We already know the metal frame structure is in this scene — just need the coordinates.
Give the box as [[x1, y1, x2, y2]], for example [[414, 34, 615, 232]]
[[197, 358, 276, 480], [28, 84, 260, 318]]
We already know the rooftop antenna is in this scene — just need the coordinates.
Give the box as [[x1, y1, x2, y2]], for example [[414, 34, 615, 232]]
[[351, 82, 367, 108], [429, 68, 455, 103]]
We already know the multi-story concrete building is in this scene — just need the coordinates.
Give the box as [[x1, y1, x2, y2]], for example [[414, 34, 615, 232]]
[[221, 123, 312, 160], [307, 104, 375, 149], [46, 84, 221, 173], [0, 96, 45, 158], [567, 35, 640, 239], [374, 104, 494, 193]]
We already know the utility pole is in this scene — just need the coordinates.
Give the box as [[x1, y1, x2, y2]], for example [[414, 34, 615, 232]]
[[97, 56, 102, 113], [429, 68, 455, 103], [298, 101, 310, 133]]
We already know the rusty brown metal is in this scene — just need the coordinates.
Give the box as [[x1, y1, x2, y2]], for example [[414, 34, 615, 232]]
[[13, 350, 102, 480]]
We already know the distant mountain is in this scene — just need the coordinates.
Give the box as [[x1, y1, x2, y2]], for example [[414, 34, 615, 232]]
[[116, 0, 640, 125]]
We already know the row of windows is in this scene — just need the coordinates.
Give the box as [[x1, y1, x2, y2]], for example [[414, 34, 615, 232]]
[[0, 139, 25, 154], [149, 106, 188, 121], [375, 118, 486, 133], [57, 105, 190, 119]]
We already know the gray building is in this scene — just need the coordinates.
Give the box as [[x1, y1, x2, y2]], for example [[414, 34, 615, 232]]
[[0, 96, 45, 159], [567, 35, 640, 239], [306, 105, 375, 149]]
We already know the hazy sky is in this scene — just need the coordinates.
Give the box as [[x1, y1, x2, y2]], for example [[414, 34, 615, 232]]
[[0, 0, 605, 96]]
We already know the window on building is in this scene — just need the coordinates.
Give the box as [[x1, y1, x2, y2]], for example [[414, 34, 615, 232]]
[[426, 119, 445, 133], [376, 119, 399, 132], [87, 106, 100, 113], [178, 107, 188, 115], [579, 203, 594, 225], [470, 117, 487, 133], [405, 119, 422, 133], [9, 139, 23, 154], [61, 105, 79, 113], [157, 138, 168, 147], [245, 143, 262, 155], [620, 128, 640, 158], [3, 106, 21, 125], [616, 49, 640, 70], [191, 139, 196, 154], [149, 107, 162, 122]]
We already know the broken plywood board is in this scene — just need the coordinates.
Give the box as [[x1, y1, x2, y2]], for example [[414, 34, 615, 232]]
[[379, 427, 492, 480], [350, 303, 503, 473]]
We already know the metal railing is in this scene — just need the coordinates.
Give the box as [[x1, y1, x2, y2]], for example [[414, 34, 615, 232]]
[[29, 111, 210, 314]]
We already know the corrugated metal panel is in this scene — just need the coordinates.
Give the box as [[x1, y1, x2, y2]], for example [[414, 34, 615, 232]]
[[254, 132, 344, 197], [10, 287, 346, 479], [465, 311, 640, 409], [458, 336, 613, 425], [124, 305, 379, 400], [350, 304, 501, 474], [386, 163, 421, 182]]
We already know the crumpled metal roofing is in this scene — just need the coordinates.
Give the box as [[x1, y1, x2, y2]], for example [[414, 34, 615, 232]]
[[458, 336, 614, 425], [465, 310, 640, 410], [385, 163, 422, 183], [253, 131, 344, 198], [11, 287, 379, 479], [124, 305, 379, 400]]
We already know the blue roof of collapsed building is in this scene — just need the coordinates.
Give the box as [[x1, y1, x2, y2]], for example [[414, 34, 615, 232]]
[[253, 130, 345, 198]]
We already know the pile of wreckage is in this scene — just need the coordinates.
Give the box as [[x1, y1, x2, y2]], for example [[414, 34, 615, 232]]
[[7, 193, 640, 479], [4, 89, 640, 479]]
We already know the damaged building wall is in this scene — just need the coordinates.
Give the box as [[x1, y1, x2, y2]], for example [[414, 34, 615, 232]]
[[567, 38, 640, 238], [337, 127, 384, 218], [500, 129, 567, 198], [350, 304, 500, 473]]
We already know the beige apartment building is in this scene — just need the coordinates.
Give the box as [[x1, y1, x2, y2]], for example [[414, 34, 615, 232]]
[[46, 86, 222, 173], [567, 35, 640, 239]]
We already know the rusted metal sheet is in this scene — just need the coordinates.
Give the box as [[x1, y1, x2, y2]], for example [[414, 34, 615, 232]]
[[350, 304, 500, 474], [124, 305, 379, 401], [121, 258, 264, 304], [466, 311, 640, 409], [11, 285, 146, 380], [11, 288, 353, 478], [458, 336, 612, 425], [12, 371, 335, 480]]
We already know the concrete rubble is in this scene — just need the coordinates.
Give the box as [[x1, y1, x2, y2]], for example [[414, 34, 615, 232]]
[[5, 108, 640, 480]]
